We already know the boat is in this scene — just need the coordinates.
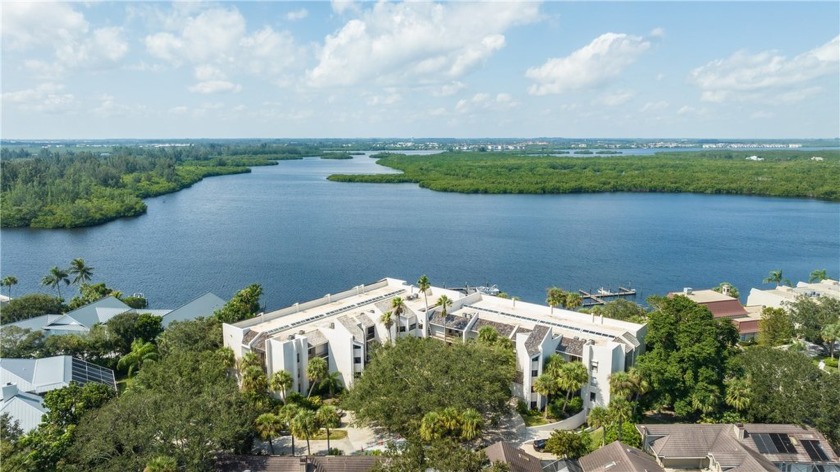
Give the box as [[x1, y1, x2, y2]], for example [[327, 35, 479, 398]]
[[597, 287, 611, 295]]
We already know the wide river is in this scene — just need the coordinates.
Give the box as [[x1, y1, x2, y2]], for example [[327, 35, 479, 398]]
[[2, 153, 838, 310]]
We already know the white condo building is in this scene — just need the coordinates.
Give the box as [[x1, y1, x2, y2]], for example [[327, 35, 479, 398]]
[[223, 278, 647, 414]]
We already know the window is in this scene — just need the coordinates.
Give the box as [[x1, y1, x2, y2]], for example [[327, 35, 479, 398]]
[[296, 353, 300, 362], [354, 357, 362, 363], [367, 326, 375, 339], [531, 370, 538, 377], [590, 392, 596, 403], [530, 401, 537, 410], [409, 323, 417, 331], [590, 361, 599, 374], [399, 326, 406, 332]]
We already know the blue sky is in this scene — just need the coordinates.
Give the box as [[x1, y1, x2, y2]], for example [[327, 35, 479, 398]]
[[2, 1, 838, 139]]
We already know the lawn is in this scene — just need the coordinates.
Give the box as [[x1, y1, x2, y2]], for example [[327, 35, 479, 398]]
[[521, 411, 549, 427], [303, 429, 348, 441]]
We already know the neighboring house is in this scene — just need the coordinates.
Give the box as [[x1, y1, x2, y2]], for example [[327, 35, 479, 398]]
[[0, 292, 226, 334], [216, 455, 379, 472], [485, 441, 543, 472], [0, 355, 116, 432], [160, 292, 226, 327], [669, 288, 760, 341], [578, 441, 663, 472], [223, 277, 647, 420], [637, 423, 840, 471], [747, 279, 840, 309]]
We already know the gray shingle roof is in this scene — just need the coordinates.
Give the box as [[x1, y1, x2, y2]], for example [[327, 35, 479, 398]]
[[525, 325, 550, 356], [556, 336, 586, 357], [216, 455, 379, 472], [471, 317, 516, 337], [579, 441, 664, 472], [337, 315, 363, 340], [305, 330, 328, 347], [484, 442, 542, 472]]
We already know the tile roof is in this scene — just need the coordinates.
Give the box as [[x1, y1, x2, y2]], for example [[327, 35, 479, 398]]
[[556, 336, 586, 357], [429, 311, 471, 330], [579, 441, 664, 472], [471, 317, 517, 337], [337, 315, 363, 340], [484, 442, 542, 472], [215, 455, 379, 472], [525, 325, 550, 356]]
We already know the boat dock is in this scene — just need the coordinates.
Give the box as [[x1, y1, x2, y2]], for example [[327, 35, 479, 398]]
[[579, 287, 637, 306]]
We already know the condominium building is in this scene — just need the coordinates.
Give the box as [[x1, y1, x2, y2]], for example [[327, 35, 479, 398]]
[[223, 278, 647, 415]]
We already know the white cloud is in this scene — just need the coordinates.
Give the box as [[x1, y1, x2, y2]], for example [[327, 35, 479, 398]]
[[432, 81, 467, 97], [455, 92, 519, 114], [366, 90, 402, 106], [526, 32, 653, 95], [1, 83, 77, 113], [93, 94, 139, 118], [307, 2, 540, 87], [689, 35, 839, 103], [188, 81, 242, 94], [677, 105, 696, 115], [286, 8, 309, 21], [596, 89, 635, 106], [640, 101, 669, 112], [56, 27, 129, 67]]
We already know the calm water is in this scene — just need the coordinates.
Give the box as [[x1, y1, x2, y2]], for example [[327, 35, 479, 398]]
[[2, 154, 838, 309]]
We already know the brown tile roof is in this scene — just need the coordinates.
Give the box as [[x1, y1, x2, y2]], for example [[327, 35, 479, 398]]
[[216, 455, 380, 472], [579, 441, 664, 472], [484, 442, 542, 472], [704, 300, 749, 318]]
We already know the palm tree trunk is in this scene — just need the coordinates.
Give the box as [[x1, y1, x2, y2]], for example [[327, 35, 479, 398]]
[[326, 427, 331, 453], [268, 437, 274, 455], [290, 435, 295, 456], [306, 436, 311, 456], [563, 389, 572, 413]]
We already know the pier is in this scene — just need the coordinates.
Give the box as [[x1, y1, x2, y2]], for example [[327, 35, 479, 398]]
[[579, 287, 637, 306]]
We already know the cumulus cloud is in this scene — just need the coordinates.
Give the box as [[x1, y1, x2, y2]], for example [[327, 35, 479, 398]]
[[188, 81, 242, 94], [286, 8, 309, 21], [596, 89, 635, 106], [689, 35, 839, 103], [1, 83, 77, 113], [640, 100, 669, 112], [455, 92, 519, 114], [307, 2, 540, 87], [526, 31, 654, 95], [145, 6, 303, 83]]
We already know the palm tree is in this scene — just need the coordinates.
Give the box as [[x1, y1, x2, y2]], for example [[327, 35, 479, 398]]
[[459, 408, 483, 441], [306, 356, 328, 398], [544, 353, 566, 379], [380, 310, 394, 344], [420, 411, 445, 441], [627, 367, 650, 404], [763, 269, 791, 287], [391, 296, 406, 339], [417, 275, 431, 312], [292, 409, 317, 456], [691, 383, 720, 416], [558, 362, 588, 414], [117, 339, 159, 377], [821, 323, 840, 359], [316, 405, 341, 453], [586, 406, 610, 429], [319, 371, 343, 397], [278, 404, 301, 456], [477, 325, 499, 345], [68, 258, 94, 285], [724, 377, 752, 412], [42, 266, 70, 299], [435, 294, 453, 343], [0, 276, 18, 298], [608, 371, 635, 401], [564, 293, 583, 310], [269, 370, 294, 403], [241, 365, 267, 394], [608, 397, 632, 442], [546, 287, 565, 315], [809, 269, 829, 283], [439, 407, 461, 435], [533, 374, 558, 419], [143, 456, 177, 472], [255, 413, 283, 455]]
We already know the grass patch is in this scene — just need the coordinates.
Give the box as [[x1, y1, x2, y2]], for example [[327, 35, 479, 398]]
[[300, 429, 348, 441], [521, 411, 549, 427]]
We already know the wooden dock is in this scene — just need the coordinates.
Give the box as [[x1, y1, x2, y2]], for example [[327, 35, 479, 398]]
[[579, 287, 637, 306]]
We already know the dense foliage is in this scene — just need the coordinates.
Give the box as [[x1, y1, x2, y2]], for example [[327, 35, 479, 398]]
[[0, 294, 65, 323], [343, 337, 515, 437], [0, 144, 305, 229], [328, 150, 840, 200]]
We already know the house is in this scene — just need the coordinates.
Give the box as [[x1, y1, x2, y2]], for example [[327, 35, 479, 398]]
[[43, 296, 132, 335], [160, 292, 226, 327], [747, 279, 840, 309], [485, 442, 543, 472], [637, 423, 840, 471], [0, 355, 116, 432], [578, 441, 663, 472], [223, 278, 647, 424], [215, 455, 379, 472], [668, 288, 760, 341]]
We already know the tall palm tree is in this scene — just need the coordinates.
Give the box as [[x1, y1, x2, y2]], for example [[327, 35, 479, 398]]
[[380, 310, 394, 344], [821, 323, 840, 360], [477, 325, 499, 345], [117, 339, 159, 377], [417, 275, 431, 312], [391, 296, 406, 339], [278, 404, 301, 456], [558, 362, 588, 413], [459, 408, 483, 441], [608, 371, 635, 401], [435, 295, 453, 343], [608, 397, 632, 442], [241, 365, 268, 394], [691, 383, 720, 416], [68, 258, 94, 285], [534, 374, 558, 419], [0, 276, 18, 298], [42, 266, 70, 299], [564, 293, 583, 310], [269, 370, 294, 403], [306, 356, 328, 398], [292, 409, 317, 456], [255, 413, 283, 455], [544, 353, 566, 379], [546, 287, 565, 315], [316, 405, 341, 453], [810, 269, 829, 283], [319, 371, 343, 398], [763, 269, 791, 287], [586, 406, 610, 429]]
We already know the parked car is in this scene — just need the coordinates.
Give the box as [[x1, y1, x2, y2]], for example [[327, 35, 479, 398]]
[[533, 438, 546, 451]]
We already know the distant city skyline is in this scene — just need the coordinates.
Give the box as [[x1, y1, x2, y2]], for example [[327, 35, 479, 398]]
[[2, 1, 838, 139]]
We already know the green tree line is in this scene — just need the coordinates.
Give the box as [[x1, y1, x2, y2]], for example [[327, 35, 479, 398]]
[[328, 150, 840, 201]]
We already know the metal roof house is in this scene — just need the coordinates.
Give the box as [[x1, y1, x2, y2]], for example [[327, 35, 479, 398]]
[[1, 355, 116, 432]]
